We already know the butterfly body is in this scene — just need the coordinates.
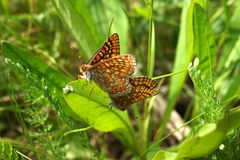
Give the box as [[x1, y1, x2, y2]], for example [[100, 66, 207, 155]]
[[78, 64, 94, 81]]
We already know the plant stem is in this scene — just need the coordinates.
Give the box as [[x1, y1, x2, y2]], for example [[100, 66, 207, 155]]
[[142, 0, 155, 155]]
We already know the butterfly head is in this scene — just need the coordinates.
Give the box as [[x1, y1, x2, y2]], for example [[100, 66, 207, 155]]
[[78, 64, 93, 81], [79, 64, 88, 72]]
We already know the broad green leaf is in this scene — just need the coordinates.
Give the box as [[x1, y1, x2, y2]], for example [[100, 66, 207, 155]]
[[152, 150, 177, 160], [193, 3, 216, 80], [63, 80, 132, 132], [177, 123, 222, 159], [176, 106, 240, 159], [63, 80, 137, 151]]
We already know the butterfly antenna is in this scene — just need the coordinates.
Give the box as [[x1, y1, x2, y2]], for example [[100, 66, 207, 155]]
[[107, 17, 115, 37], [70, 42, 81, 59]]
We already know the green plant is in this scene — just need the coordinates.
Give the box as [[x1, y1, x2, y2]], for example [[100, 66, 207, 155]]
[[1, 0, 240, 159]]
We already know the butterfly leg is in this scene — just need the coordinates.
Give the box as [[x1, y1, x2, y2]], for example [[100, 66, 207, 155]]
[[78, 75, 84, 79], [108, 102, 114, 110], [88, 86, 94, 98]]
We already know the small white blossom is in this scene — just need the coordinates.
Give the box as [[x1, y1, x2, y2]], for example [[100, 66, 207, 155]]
[[63, 85, 73, 94]]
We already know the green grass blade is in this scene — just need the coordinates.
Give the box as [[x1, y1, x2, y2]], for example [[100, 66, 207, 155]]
[[103, 0, 129, 54], [157, 0, 194, 138], [84, 0, 107, 38], [146, 0, 155, 77], [52, 0, 100, 59], [217, 1, 240, 71], [52, 0, 129, 58], [215, 2, 240, 105], [85, 0, 129, 54], [221, 74, 240, 103], [147, 21, 155, 77]]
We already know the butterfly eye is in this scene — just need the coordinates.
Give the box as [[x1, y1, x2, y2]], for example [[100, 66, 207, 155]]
[[82, 65, 87, 71], [79, 65, 86, 72]]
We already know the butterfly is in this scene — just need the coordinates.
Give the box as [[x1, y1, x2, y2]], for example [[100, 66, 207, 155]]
[[78, 33, 136, 96], [110, 76, 159, 110]]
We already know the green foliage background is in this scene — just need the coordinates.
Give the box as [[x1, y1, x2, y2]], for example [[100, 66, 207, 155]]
[[0, 0, 240, 159]]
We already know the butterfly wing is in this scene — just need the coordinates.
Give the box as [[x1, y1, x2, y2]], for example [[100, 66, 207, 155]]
[[92, 54, 136, 79], [88, 33, 120, 65], [91, 54, 136, 93], [111, 86, 159, 110], [129, 76, 158, 89]]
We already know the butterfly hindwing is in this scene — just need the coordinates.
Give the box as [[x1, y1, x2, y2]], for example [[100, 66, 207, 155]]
[[129, 76, 158, 89], [111, 77, 159, 110], [111, 85, 159, 110]]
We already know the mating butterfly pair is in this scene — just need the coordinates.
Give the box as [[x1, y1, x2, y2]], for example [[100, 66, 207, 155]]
[[78, 33, 158, 110]]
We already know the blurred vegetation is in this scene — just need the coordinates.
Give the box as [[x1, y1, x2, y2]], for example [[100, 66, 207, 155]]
[[0, 0, 240, 159]]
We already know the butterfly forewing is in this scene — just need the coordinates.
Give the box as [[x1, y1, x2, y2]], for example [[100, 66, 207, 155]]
[[88, 33, 120, 65], [92, 54, 136, 79], [90, 54, 135, 94]]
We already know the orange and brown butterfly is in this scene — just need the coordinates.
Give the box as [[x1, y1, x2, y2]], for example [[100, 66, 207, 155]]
[[78, 33, 136, 95], [110, 76, 159, 110]]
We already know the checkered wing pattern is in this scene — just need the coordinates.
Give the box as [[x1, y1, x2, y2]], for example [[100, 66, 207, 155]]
[[111, 77, 159, 110], [91, 54, 136, 93], [78, 33, 159, 108], [92, 54, 136, 78], [88, 33, 120, 65], [129, 76, 158, 89]]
